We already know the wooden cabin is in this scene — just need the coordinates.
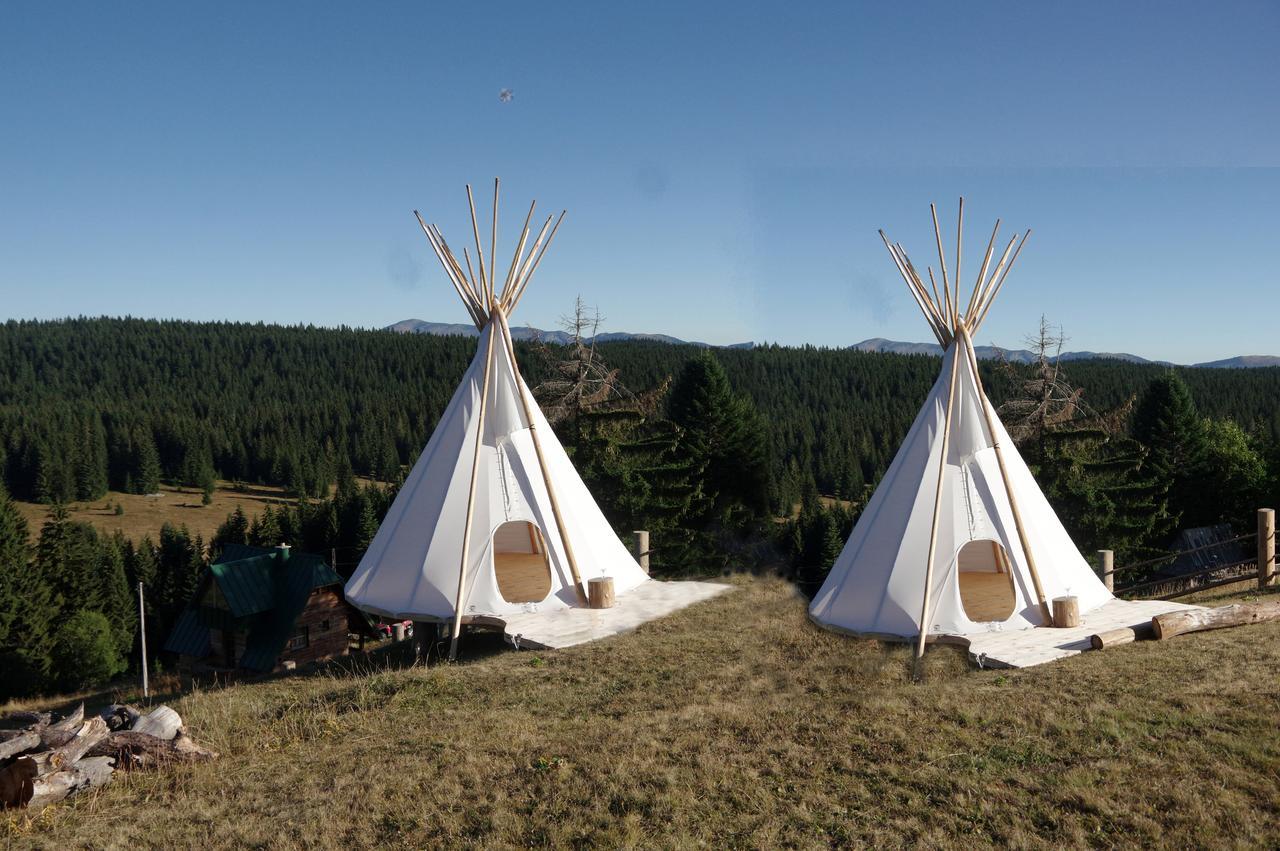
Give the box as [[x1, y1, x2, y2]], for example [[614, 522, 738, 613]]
[[164, 544, 373, 673]]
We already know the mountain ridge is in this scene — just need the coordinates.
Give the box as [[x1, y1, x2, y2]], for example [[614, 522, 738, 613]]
[[385, 320, 1280, 368]]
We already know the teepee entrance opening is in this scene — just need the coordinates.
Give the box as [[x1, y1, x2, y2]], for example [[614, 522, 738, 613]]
[[956, 540, 1017, 622], [493, 521, 552, 604]]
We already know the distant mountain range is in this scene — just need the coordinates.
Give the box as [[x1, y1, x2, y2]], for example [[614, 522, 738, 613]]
[[851, 338, 1280, 369], [385, 319, 754, 349], [385, 320, 1280, 369]]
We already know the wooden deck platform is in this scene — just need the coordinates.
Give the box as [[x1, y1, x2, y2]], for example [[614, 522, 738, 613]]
[[494, 552, 552, 603], [958, 572, 1016, 622], [496, 580, 731, 650], [952, 597, 1204, 669]]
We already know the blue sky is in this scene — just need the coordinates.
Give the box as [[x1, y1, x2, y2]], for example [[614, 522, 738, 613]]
[[1, 1, 1277, 362]]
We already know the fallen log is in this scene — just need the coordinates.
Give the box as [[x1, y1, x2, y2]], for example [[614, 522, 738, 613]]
[[0, 731, 41, 761], [86, 731, 218, 770], [0, 757, 38, 809], [39, 703, 87, 749], [1152, 601, 1280, 640], [26, 756, 114, 813], [45, 718, 109, 773], [1089, 622, 1154, 650], [131, 705, 182, 740]]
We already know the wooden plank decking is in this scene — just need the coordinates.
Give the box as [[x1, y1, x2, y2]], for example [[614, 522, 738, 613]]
[[953, 598, 1204, 669], [497, 580, 731, 650], [494, 552, 552, 603]]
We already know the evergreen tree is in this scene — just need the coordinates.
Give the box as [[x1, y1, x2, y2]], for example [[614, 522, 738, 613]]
[[668, 352, 773, 525], [0, 486, 57, 698], [98, 532, 138, 659], [211, 505, 251, 558], [134, 430, 162, 494], [248, 506, 283, 547], [74, 415, 109, 501], [36, 504, 106, 617], [1133, 373, 1209, 529]]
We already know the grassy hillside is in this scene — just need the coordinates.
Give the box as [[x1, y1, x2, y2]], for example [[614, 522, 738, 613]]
[[10, 481, 287, 546], [5, 578, 1278, 848]]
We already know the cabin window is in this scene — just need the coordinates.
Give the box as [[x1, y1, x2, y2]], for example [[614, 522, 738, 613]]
[[492, 521, 553, 604], [956, 540, 1017, 622], [319, 619, 331, 632], [287, 625, 309, 651]]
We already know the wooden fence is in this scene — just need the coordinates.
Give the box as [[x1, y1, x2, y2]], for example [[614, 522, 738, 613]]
[[1102, 508, 1275, 600]]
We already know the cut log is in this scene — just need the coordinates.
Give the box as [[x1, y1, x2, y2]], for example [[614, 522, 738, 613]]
[[26, 756, 114, 813], [98, 704, 142, 732], [47, 703, 85, 734], [0, 730, 41, 761], [131, 705, 182, 740], [39, 703, 87, 749], [0, 757, 37, 809], [1051, 596, 1080, 628], [87, 731, 218, 770], [587, 576, 615, 609], [0, 711, 50, 730], [45, 717, 109, 773], [1152, 601, 1280, 640], [1089, 622, 1154, 650]]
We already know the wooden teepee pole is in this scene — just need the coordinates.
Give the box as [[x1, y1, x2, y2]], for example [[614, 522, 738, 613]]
[[509, 211, 566, 312], [465, 184, 491, 309], [972, 230, 1031, 334], [500, 201, 536, 307], [448, 312, 500, 661], [956, 324, 1052, 623], [915, 336, 963, 662], [494, 311, 589, 606], [490, 178, 499, 310]]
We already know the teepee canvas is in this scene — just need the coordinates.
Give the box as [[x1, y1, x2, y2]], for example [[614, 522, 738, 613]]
[[345, 181, 649, 657], [809, 201, 1111, 657]]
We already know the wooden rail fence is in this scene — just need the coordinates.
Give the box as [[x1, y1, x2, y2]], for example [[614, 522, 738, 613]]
[[1102, 508, 1275, 601]]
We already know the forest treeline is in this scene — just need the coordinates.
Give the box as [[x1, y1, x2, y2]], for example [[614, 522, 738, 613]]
[[4, 317, 1280, 508], [2, 316, 1279, 699]]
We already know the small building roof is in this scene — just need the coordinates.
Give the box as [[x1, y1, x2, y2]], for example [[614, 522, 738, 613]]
[[162, 544, 353, 672]]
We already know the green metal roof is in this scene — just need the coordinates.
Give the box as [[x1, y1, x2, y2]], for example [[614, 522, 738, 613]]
[[164, 608, 212, 657], [162, 547, 346, 671]]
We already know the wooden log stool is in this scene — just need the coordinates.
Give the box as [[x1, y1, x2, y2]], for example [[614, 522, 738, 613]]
[[587, 576, 615, 609], [1051, 595, 1080, 628]]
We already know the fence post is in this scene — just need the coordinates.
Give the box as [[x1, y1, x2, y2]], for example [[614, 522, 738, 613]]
[[1259, 509, 1275, 590], [634, 530, 650, 575], [1098, 550, 1114, 593]]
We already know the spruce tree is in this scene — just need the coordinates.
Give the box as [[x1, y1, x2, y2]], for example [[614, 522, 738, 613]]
[[668, 352, 772, 525], [98, 532, 138, 659], [1133, 373, 1209, 529], [134, 430, 162, 494], [0, 486, 57, 698]]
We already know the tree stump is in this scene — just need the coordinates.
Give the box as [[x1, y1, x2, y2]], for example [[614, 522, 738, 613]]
[[587, 577, 615, 609], [1051, 596, 1080, 628]]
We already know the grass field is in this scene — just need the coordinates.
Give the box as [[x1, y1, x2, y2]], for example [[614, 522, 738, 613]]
[[11, 478, 386, 546], [4, 577, 1278, 849], [11, 481, 290, 546]]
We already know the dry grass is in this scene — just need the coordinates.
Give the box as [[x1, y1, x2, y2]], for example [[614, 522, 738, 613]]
[[4, 576, 1279, 849], [12, 478, 387, 545], [11, 481, 289, 545]]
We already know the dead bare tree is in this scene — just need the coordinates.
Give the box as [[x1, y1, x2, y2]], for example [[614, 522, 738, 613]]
[[997, 316, 1129, 452], [534, 296, 637, 425]]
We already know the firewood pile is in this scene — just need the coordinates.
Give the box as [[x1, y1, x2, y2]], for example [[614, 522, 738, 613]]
[[0, 702, 218, 813]]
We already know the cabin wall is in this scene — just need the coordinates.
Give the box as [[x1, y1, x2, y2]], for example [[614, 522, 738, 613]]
[[277, 587, 350, 668]]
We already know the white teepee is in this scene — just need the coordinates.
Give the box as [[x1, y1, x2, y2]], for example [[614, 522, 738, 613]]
[[344, 180, 649, 658], [809, 201, 1111, 657]]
